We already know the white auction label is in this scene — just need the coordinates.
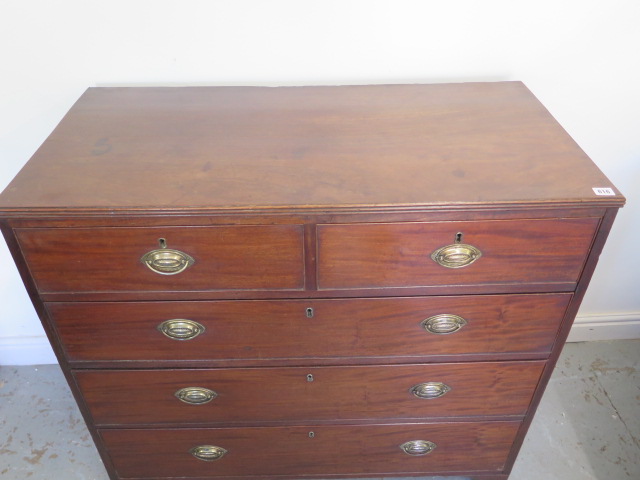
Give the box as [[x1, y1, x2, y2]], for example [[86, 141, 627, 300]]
[[592, 187, 615, 196]]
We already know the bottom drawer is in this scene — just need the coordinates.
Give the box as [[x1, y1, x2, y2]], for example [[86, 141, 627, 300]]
[[100, 421, 520, 478]]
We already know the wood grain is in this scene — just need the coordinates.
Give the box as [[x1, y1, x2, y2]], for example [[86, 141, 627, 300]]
[[47, 294, 571, 364], [0, 83, 623, 216], [0, 220, 122, 480], [99, 421, 520, 478], [16, 225, 304, 293], [318, 218, 598, 289], [502, 207, 620, 472], [0, 83, 625, 480], [75, 361, 544, 426]]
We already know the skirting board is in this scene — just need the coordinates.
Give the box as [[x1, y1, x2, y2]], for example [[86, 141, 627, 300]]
[[567, 313, 640, 342], [0, 335, 57, 366], [1, 314, 639, 365]]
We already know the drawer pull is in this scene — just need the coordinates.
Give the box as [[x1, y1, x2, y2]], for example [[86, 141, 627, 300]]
[[400, 440, 437, 456], [421, 314, 467, 334], [431, 242, 481, 268], [158, 319, 205, 340], [190, 445, 227, 461], [410, 382, 451, 399], [141, 239, 195, 275], [175, 387, 217, 405]]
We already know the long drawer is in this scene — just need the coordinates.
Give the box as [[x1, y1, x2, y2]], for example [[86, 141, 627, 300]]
[[99, 421, 521, 478], [75, 361, 544, 426], [317, 218, 598, 289], [47, 294, 570, 363], [15, 225, 304, 293]]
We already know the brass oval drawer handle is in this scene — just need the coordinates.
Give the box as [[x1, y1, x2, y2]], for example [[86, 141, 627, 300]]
[[400, 440, 437, 456], [141, 248, 195, 275], [421, 314, 467, 335], [158, 319, 205, 340], [175, 387, 218, 405], [410, 382, 451, 399], [190, 445, 227, 461], [431, 243, 481, 268]]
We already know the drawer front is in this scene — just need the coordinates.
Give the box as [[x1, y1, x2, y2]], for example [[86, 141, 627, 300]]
[[100, 421, 519, 478], [48, 294, 570, 363], [317, 218, 599, 289], [76, 361, 544, 426], [16, 225, 304, 293]]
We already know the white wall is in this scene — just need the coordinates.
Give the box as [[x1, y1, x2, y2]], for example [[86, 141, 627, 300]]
[[1, 0, 639, 364]]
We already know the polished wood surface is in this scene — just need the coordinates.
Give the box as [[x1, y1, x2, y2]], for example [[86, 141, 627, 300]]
[[318, 218, 598, 289], [47, 294, 570, 364], [16, 225, 304, 293], [75, 361, 544, 426], [0, 83, 623, 215], [0, 84, 624, 480], [502, 207, 622, 473], [99, 421, 520, 478]]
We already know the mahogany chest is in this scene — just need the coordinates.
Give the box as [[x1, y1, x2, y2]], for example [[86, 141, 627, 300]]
[[0, 82, 624, 480]]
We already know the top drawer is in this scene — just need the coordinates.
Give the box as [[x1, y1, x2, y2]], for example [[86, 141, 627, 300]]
[[317, 218, 599, 289], [16, 225, 304, 293]]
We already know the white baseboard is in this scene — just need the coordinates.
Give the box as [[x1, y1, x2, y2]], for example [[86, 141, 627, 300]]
[[567, 313, 640, 342], [0, 336, 57, 365], [1, 314, 639, 365]]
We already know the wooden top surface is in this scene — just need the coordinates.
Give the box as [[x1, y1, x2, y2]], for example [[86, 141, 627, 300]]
[[0, 82, 624, 215]]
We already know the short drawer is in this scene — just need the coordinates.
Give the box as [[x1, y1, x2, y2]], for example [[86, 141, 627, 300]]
[[16, 225, 304, 293], [317, 217, 599, 289], [100, 421, 520, 478], [47, 294, 570, 364], [75, 361, 543, 426]]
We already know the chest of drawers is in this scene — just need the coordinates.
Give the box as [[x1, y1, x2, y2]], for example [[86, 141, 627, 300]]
[[0, 82, 624, 480]]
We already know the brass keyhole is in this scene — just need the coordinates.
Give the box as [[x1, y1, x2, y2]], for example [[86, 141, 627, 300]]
[[455, 232, 463, 243], [158, 238, 167, 248], [306, 307, 314, 318], [308, 431, 315, 438], [307, 374, 314, 382]]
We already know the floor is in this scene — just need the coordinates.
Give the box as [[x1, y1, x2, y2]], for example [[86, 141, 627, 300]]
[[0, 340, 638, 480]]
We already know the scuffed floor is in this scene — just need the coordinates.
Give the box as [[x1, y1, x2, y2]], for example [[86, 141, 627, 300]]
[[0, 340, 638, 480], [509, 339, 640, 480], [0, 366, 105, 479]]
